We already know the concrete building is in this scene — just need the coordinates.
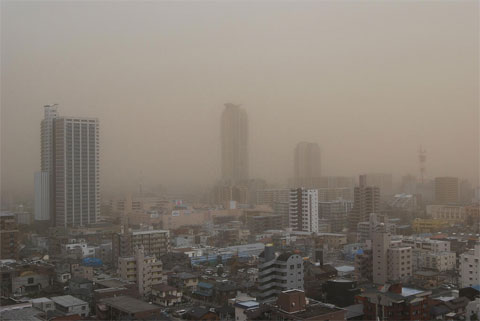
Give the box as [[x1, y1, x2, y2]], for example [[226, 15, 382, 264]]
[[435, 177, 459, 204], [36, 105, 100, 227], [357, 284, 432, 321], [459, 243, 480, 288], [318, 199, 353, 232], [97, 295, 163, 320], [34, 171, 50, 221], [427, 204, 466, 223], [317, 188, 353, 202], [221, 103, 248, 184], [0, 213, 19, 260], [118, 246, 163, 296], [53, 116, 99, 227], [348, 175, 380, 232], [50, 295, 89, 317], [257, 189, 290, 207], [357, 213, 395, 243], [372, 224, 412, 284], [257, 245, 304, 303], [289, 188, 319, 233], [293, 142, 321, 188], [112, 228, 169, 267]]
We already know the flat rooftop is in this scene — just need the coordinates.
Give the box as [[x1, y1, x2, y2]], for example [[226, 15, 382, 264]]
[[100, 296, 160, 314], [51, 295, 86, 307]]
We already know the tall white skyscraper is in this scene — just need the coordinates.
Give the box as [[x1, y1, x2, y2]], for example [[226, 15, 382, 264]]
[[289, 188, 319, 233], [53, 116, 99, 227], [34, 104, 58, 222], [35, 105, 99, 227], [220, 103, 248, 184]]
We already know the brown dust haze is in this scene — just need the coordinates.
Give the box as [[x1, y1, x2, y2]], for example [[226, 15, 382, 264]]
[[1, 1, 479, 197]]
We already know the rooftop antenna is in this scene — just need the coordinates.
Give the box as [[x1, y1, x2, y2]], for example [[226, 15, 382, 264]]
[[418, 146, 427, 184]]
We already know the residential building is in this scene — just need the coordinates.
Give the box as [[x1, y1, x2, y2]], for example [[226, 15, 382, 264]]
[[459, 243, 480, 288], [348, 175, 380, 232], [221, 103, 248, 184], [363, 173, 393, 198], [112, 228, 170, 267], [50, 295, 89, 317], [317, 188, 353, 201], [435, 176, 459, 204], [247, 214, 283, 234], [356, 284, 432, 320], [248, 290, 346, 320], [372, 224, 412, 284], [257, 245, 304, 303], [357, 213, 395, 243], [289, 188, 319, 233], [96, 295, 163, 320], [293, 142, 321, 188], [401, 237, 456, 272], [52, 114, 100, 227], [257, 189, 290, 207], [0, 213, 19, 259], [117, 246, 163, 296], [151, 283, 182, 306]]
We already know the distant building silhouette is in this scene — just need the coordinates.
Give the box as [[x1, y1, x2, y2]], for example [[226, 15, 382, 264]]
[[220, 103, 248, 185]]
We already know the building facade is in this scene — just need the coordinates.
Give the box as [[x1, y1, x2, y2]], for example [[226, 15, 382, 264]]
[[220, 103, 248, 184], [348, 175, 380, 232], [289, 188, 319, 233], [118, 246, 163, 296], [459, 243, 480, 288], [435, 177, 459, 204], [293, 142, 321, 188], [257, 245, 304, 303]]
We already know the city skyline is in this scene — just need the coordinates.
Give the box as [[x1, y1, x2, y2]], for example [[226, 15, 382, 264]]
[[1, 1, 479, 198]]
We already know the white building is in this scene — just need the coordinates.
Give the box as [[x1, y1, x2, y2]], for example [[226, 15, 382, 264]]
[[34, 171, 50, 221], [459, 243, 480, 288], [289, 188, 318, 233], [372, 224, 412, 284], [62, 239, 95, 258], [466, 298, 480, 321]]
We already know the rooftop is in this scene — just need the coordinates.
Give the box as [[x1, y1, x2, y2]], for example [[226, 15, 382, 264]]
[[100, 296, 160, 314], [50, 295, 86, 307]]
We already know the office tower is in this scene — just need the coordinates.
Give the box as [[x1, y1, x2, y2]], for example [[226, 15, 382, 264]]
[[293, 142, 321, 188], [318, 199, 353, 232], [257, 245, 304, 303], [53, 116, 99, 227], [371, 224, 412, 284], [289, 188, 319, 233], [435, 177, 459, 204], [34, 171, 50, 221], [0, 213, 19, 259], [118, 246, 163, 296], [348, 175, 380, 231], [220, 103, 248, 184]]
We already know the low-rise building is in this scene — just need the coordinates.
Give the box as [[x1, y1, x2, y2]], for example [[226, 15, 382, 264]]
[[96, 295, 163, 320], [151, 283, 182, 306], [51, 295, 89, 317]]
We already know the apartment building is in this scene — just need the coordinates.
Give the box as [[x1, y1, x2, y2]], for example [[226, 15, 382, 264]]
[[318, 199, 353, 232], [0, 213, 19, 260], [257, 245, 304, 303], [112, 228, 169, 267], [118, 246, 163, 296], [348, 175, 380, 232], [459, 243, 480, 288], [289, 188, 319, 233], [372, 225, 412, 284]]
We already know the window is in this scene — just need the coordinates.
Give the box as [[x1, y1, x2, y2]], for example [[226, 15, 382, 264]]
[[28, 277, 34, 284], [290, 265, 294, 269]]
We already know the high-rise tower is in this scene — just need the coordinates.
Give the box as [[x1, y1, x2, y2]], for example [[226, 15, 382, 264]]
[[35, 105, 100, 227], [348, 175, 380, 231], [293, 142, 321, 188], [220, 103, 248, 184]]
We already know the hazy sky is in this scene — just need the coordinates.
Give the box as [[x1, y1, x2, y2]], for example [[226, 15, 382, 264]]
[[1, 1, 479, 197]]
